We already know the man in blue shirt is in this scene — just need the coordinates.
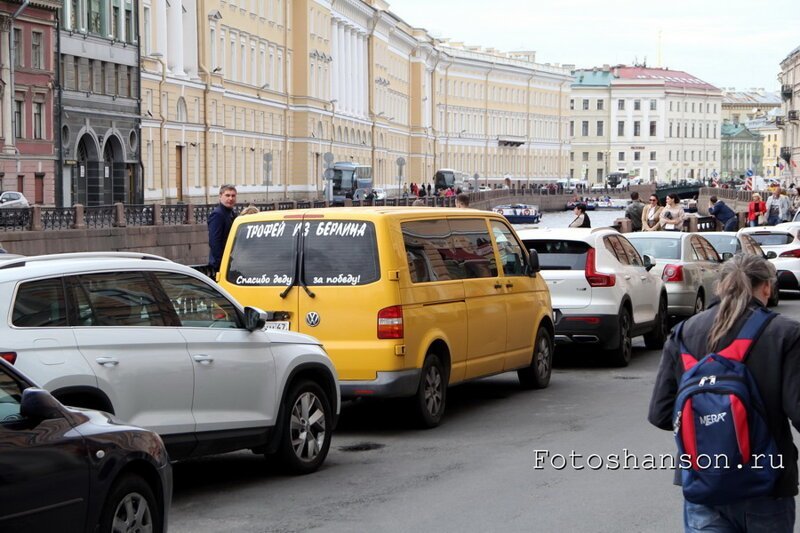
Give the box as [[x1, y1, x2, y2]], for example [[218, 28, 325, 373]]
[[708, 195, 738, 232], [208, 184, 238, 274]]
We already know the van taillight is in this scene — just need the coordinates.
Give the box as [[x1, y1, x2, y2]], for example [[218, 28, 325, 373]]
[[0, 352, 16, 365], [662, 264, 684, 282], [378, 306, 404, 339], [585, 248, 615, 287]]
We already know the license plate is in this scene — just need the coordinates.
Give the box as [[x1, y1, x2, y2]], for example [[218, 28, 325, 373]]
[[264, 321, 290, 331]]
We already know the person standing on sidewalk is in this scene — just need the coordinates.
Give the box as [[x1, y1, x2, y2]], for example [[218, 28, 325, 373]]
[[625, 191, 645, 231], [207, 184, 238, 275], [766, 187, 792, 226]]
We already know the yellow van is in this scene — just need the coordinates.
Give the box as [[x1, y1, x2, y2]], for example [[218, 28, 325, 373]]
[[218, 207, 554, 427]]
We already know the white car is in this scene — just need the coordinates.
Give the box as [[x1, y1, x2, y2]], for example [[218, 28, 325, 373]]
[[626, 232, 723, 317], [372, 188, 387, 200], [0, 191, 29, 209], [0, 252, 340, 474], [517, 228, 668, 366], [739, 226, 800, 292]]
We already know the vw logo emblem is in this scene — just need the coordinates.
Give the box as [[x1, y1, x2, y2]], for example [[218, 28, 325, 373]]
[[306, 312, 321, 327]]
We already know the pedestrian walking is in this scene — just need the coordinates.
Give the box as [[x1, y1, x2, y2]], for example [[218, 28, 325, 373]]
[[568, 203, 591, 228], [748, 193, 767, 227], [207, 184, 238, 275], [766, 187, 791, 226], [649, 254, 800, 533], [708, 195, 739, 232], [625, 191, 645, 231], [642, 195, 663, 231], [659, 193, 685, 231]]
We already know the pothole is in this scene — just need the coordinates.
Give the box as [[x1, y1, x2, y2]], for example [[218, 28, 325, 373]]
[[339, 442, 386, 452]]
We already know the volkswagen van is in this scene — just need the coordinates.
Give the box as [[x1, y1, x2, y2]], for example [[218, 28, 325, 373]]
[[218, 207, 554, 427]]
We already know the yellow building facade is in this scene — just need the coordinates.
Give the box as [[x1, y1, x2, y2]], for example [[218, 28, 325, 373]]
[[138, 0, 572, 203]]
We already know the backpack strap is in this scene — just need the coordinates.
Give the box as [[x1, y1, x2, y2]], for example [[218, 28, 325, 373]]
[[677, 308, 776, 371]]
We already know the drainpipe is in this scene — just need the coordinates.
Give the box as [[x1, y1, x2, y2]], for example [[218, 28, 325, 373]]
[[367, 10, 381, 179], [55, 9, 64, 206], [152, 54, 167, 200], [8, 0, 31, 156], [282, 4, 289, 199], [197, 0, 212, 204]]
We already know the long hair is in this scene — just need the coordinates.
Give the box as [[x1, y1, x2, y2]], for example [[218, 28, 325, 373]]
[[707, 254, 775, 352]]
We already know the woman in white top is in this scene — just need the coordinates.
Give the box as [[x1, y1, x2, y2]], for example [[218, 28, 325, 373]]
[[659, 193, 686, 231], [642, 194, 663, 231]]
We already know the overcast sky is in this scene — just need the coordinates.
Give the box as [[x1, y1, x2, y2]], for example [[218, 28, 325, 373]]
[[389, 0, 799, 91]]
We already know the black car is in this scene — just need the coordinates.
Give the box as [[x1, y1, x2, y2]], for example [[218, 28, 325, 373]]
[[0, 359, 171, 532]]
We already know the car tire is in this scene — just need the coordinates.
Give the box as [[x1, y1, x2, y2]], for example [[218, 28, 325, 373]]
[[644, 296, 669, 350], [413, 353, 446, 428], [98, 474, 162, 533], [518, 325, 553, 389], [693, 292, 705, 315], [608, 308, 632, 367], [276, 379, 333, 475]]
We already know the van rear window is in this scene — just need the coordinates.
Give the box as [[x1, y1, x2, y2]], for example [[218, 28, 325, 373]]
[[523, 240, 589, 270], [226, 220, 380, 286]]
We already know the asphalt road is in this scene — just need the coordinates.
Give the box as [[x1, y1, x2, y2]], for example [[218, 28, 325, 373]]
[[169, 295, 800, 533]]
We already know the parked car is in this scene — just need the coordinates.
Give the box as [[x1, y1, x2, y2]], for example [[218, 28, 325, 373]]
[[625, 232, 723, 317], [698, 231, 780, 306], [739, 226, 800, 293], [0, 358, 171, 532], [0, 252, 340, 474], [217, 207, 554, 428], [372, 188, 387, 200], [517, 228, 668, 366], [0, 191, 29, 209]]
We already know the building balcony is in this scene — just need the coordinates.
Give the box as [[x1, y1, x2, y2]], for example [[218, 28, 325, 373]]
[[782, 84, 794, 101], [781, 147, 792, 163], [498, 136, 526, 147], [789, 110, 799, 122]]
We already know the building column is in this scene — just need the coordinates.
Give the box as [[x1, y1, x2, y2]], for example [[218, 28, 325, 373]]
[[0, 17, 13, 154], [182, 0, 198, 78], [337, 22, 344, 109], [344, 26, 352, 115], [330, 19, 338, 104], [155, 0, 168, 64], [358, 33, 366, 117], [167, 0, 185, 75]]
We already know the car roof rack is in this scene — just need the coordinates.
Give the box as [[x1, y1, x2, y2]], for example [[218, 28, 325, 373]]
[[0, 252, 171, 271]]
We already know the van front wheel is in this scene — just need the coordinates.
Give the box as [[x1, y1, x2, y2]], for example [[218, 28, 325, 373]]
[[413, 354, 446, 429]]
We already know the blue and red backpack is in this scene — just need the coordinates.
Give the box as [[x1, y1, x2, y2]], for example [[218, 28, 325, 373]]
[[673, 308, 781, 505]]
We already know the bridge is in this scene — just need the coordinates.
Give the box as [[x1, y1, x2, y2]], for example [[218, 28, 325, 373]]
[[654, 185, 702, 202]]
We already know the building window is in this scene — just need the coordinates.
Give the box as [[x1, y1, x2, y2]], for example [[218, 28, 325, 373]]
[[569, 120, 574, 137], [14, 100, 23, 138], [569, 151, 574, 162], [569, 99, 574, 110], [650, 99, 657, 111], [650, 151, 656, 161], [597, 152, 604, 161], [618, 152, 625, 161], [634, 99, 641, 111], [617, 121, 624, 136], [112, 6, 120, 38], [31, 32, 43, 69], [596, 120, 604, 136], [691, 102, 695, 113], [581, 121, 589, 136], [125, 6, 134, 43], [71, 0, 79, 29], [633, 121, 641, 136], [143, 6, 151, 55], [596, 168, 603, 181], [88, 0, 102, 34], [649, 121, 656, 136], [13, 29, 22, 67], [597, 99, 604, 111], [582, 152, 589, 162], [618, 99, 625, 110], [634, 151, 641, 161], [33, 102, 43, 139], [684, 123, 688, 137], [668, 150, 672, 161], [582, 99, 589, 110]]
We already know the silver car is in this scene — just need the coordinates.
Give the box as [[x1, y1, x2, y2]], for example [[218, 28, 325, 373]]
[[626, 232, 723, 317], [0, 191, 29, 209]]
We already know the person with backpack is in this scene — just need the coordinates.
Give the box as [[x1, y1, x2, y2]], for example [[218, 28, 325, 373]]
[[648, 254, 800, 532]]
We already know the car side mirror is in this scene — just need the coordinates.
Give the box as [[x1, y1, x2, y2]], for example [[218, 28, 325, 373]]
[[765, 251, 777, 259], [20, 388, 65, 421], [643, 254, 656, 271], [526, 249, 540, 277], [721, 252, 734, 262], [244, 306, 268, 332]]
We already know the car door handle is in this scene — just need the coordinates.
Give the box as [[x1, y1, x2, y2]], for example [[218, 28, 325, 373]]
[[640, 276, 648, 281], [505, 283, 514, 288], [494, 283, 503, 289], [193, 354, 214, 365], [624, 275, 631, 280], [95, 357, 119, 367]]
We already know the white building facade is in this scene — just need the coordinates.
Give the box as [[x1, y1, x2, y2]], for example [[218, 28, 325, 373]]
[[779, 45, 800, 183]]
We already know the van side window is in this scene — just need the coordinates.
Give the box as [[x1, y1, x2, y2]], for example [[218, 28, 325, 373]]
[[402, 219, 459, 283], [448, 218, 498, 278], [304, 221, 380, 285], [490, 221, 527, 276], [12, 278, 67, 327]]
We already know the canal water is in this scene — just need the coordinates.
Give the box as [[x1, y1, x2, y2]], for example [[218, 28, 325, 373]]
[[536, 207, 626, 229]]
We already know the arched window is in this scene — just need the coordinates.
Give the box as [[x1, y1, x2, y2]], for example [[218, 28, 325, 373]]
[[177, 97, 188, 122]]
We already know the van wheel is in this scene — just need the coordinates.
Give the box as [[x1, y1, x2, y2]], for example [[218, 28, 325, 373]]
[[518, 326, 553, 389], [99, 474, 162, 533], [644, 296, 669, 350], [413, 354, 446, 428], [608, 309, 632, 367], [275, 380, 332, 475]]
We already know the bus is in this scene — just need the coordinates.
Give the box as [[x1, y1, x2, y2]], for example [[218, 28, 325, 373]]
[[330, 162, 373, 203], [433, 169, 468, 192], [606, 172, 629, 188]]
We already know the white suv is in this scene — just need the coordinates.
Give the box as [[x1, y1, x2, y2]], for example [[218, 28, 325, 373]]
[[0, 252, 340, 474], [517, 228, 668, 366]]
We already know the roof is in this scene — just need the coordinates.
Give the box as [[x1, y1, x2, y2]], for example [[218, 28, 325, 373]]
[[722, 90, 782, 107], [721, 122, 762, 139], [572, 70, 614, 87], [572, 65, 719, 92]]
